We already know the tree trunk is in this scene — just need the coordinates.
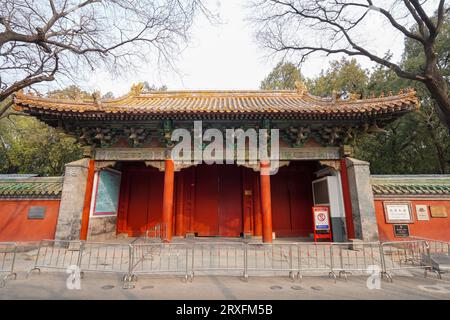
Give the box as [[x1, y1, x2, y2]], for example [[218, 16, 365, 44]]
[[0, 100, 13, 119], [425, 121, 449, 174], [424, 71, 450, 132]]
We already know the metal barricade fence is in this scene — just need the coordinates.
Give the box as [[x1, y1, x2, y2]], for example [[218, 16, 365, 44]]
[[410, 237, 450, 255], [23, 239, 444, 285], [129, 242, 190, 281], [410, 237, 450, 279], [0, 242, 17, 287], [191, 242, 246, 279], [330, 242, 383, 280], [78, 242, 130, 275], [28, 240, 83, 276], [145, 223, 167, 241], [380, 240, 431, 281], [296, 243, 336, 280], [428, 240, 450, 255], [246, 243, 300, 280]]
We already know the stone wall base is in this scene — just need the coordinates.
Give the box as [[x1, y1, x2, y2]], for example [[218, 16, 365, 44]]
[[86, 216, 125, 241]]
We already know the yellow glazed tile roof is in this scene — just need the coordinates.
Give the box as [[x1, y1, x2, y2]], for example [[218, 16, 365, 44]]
[[13, 83, 419, 117]]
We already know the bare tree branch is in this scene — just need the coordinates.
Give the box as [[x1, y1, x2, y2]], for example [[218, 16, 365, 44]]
[[0, 0, 213, 117], [249, 0, 450, 129]]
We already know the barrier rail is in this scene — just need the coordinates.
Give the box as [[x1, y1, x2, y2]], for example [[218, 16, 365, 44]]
[[331, 242, 383, 280], [380, 240, 431, 281], [191, 242, 246, 279], [428, 240, 450, 256], [246, 243, 326, 280], [78, 242, 130, 275], [410, 237, 450, 279], [410, 237, 450, 255], [130, 243, 190, 282], [0, 242, 17, 287], [21, 239, 443, 286], [28, 240, 83, 276], [145, 223, 167, 241], [296, 243, 336, 280]]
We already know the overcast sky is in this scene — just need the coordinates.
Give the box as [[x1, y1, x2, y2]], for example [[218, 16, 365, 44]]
[[49, 0, 413, 97]]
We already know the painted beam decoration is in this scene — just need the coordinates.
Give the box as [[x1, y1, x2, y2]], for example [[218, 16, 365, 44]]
[[94, 147, 342, 161]]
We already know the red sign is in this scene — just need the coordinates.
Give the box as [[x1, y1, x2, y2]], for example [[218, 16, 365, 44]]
[[312, 206, 332, 242]]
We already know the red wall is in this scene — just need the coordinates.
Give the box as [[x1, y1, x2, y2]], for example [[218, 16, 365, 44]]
[[375, 199, 450, 242], [0, 199, 60, 241]]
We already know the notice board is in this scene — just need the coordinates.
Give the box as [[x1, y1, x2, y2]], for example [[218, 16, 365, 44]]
[[312, 206, 332, 242], [93, 169, 122, 216]]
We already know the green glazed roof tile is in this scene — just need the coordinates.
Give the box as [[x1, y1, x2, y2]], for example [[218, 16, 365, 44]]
[[0, 177, 63, 198], [371, 175, 450, 196]]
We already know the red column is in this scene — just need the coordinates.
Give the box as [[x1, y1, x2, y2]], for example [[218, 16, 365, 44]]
[[80, 159, 95, 240], [162, 159, 175, 242], [260, 161, 273, 243], [340, 158, 355, 239]]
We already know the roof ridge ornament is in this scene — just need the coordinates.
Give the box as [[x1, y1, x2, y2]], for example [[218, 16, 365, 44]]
[[407, 87, 416, 95], [348, 92, 361, 101], [15, 89, 25, 97], [130, 82, 145, 96], [332, 89, 342, 103], [294, 80, 308, 96]]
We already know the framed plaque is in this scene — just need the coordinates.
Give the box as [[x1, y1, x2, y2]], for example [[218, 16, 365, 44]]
[[384, 202, 413, 224], [393, 224, 410, 238], [430, 206, 448, 218], [28, 206, 46, 219], [415, 205, 430, 221]]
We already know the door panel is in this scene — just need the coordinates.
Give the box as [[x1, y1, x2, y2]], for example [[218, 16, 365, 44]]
[[146, 171, 164, 229], [193, 165, 219, 236], [192, 165, 244, 237], [271, 170, 292, 232], [125, 168, 164, 236], [126, 171, 150, 236], [290, 168, 314, 236], [219, 166, 243, 237], [271, 163, 315, 237]]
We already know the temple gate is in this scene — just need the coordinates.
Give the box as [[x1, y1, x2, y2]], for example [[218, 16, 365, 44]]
[[12, 83, 419, 243]]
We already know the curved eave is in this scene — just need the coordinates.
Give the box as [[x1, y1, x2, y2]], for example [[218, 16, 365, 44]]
[[13, 90, 420, 121]]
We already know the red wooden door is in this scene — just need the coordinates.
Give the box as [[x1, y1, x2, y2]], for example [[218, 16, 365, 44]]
[[218, 165, 243, 237], [271, 163, 315, 237], [124, 167, 164, 236], [146, 170, 164, 229], [193, 165, 243, 237], [193, 165, 219, 236], [271, 169, 292, 235], [126, 170, 150, 236]]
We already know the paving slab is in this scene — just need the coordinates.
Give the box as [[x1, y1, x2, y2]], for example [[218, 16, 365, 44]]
[[1, 272, 450, 300]]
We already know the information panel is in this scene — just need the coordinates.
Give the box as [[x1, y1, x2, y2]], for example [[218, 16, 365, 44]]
[[93, 169, 122, 216], [393, 224, 410, 238], [312, 206, 332, 242], [384, 202, 413, 224]]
